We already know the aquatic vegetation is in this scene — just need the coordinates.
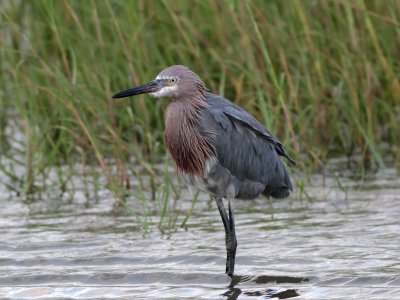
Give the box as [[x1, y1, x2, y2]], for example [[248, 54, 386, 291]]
[[0, 1, 399, 223]]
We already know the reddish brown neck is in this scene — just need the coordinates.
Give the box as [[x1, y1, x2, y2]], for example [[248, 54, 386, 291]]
[[164, 96, 214, 176]]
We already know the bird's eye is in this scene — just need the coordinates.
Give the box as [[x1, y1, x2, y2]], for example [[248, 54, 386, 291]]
[[169, 78, 177, 84]]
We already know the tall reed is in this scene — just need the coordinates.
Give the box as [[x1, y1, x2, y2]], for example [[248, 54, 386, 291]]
[[0, 0, 399, 203]]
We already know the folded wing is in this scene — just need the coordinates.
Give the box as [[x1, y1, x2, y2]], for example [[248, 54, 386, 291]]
[[200, 93, 294, 198]]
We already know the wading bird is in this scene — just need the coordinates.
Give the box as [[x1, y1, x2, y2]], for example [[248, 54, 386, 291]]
[[112, 65, 295, 277]]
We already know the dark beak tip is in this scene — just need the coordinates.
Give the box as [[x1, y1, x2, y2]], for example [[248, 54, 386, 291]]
[[111, 80, 159, 100]]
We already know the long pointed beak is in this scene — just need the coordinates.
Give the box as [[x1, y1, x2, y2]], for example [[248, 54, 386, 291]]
[[112, 80, 160, 99]]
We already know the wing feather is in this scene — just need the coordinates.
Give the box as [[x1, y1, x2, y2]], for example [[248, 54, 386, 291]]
[[200, 93, 294, 191]]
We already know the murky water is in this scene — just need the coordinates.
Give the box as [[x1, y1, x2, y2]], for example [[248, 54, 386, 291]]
[[0, 164, 399, 299]]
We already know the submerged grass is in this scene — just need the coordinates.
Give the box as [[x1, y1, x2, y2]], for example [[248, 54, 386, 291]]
[[0, 0, 399, 225]]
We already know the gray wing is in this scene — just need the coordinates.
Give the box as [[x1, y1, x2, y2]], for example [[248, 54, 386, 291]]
[[224, 104, 296, 166], [200, 93, 294, 194]]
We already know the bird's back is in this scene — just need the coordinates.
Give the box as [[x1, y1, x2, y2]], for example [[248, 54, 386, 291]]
[[195, 93, 294, 200]]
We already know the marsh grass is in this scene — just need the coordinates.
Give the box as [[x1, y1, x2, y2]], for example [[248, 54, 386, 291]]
[[0, 0, 399, 227]]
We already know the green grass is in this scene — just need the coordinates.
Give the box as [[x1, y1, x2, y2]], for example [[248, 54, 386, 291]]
[[0, 1, 399, 215]]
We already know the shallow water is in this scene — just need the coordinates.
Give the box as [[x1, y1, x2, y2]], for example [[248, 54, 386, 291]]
[[0, 166, 399, 299]]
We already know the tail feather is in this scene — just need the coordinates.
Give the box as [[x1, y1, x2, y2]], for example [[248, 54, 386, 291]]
[[264, 186, 291, 199], [262, 165, 292, 199]]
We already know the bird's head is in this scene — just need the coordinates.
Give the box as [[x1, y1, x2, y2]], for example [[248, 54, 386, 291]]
[[112, 65, 207, 100]]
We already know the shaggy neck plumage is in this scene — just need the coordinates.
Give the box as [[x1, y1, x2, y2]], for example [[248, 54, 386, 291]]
[[165, 92, 214, 176]]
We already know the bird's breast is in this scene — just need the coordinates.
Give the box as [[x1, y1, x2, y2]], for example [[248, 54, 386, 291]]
[[164, 102, 215, 176]]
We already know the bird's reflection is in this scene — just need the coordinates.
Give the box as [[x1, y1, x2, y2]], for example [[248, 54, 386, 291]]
[[222, 274, 305, 299], [222, 275, 242, 300]]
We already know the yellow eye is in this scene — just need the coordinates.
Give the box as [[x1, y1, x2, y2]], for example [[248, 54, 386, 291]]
[[169, 78, 177, 84]]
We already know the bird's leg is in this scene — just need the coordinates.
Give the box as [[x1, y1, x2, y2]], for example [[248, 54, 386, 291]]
[[216, 198, 229, 232], [226, 198, 237, 277], [215, 198, 237, 277]]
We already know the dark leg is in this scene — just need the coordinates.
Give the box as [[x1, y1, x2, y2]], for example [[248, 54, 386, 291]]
[[227, 199, 237, 276], [215, 198, 237, 277]]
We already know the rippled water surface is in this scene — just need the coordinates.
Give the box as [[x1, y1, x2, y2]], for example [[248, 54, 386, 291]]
[[0, 165, 399, 299]]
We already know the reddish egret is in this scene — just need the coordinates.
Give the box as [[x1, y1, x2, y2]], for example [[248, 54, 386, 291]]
[[113, 65, 295, 277]]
